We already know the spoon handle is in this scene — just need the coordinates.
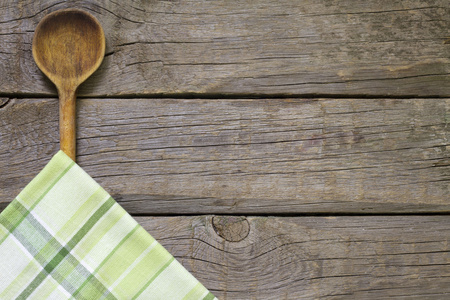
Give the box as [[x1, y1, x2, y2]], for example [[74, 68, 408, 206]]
[[59, 88, 77, 161]]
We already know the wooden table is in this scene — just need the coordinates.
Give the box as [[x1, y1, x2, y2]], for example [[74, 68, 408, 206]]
[[1, 1, 449, 298]]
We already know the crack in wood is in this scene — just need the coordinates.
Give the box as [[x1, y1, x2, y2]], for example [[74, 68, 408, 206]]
[[0, 98, 11, 109]]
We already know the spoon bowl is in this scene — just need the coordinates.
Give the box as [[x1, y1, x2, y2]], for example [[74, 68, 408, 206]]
[[32, 9, 105, 160]]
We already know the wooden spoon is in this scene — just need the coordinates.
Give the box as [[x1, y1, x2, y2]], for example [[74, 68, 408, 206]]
[[32, 9, 105, 161]]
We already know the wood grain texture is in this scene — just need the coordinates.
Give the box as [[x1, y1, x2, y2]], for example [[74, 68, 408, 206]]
[[2, 2, 449, 299], [137, 215, 450, 299], [1, 98, 448, 214], [0, 0, 449, 97]]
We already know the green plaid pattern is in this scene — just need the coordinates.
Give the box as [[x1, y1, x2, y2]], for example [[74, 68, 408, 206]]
[[0, 151, 216, 300]]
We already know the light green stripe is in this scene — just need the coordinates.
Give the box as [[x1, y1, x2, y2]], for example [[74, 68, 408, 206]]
[[17, 195, 115, 299], [203, 292, 216, 300], [0, 222, 8, 238], [16, 270, 48, 300], [28, 159, 73, 212], [67, 197, 115, 249], [131, 257, 175, 300], [0, 201, 29, 241], [72, 224, 140, 298], [16, 151, 73, 208], [0, 256, 41, 299], [71, 205, 126, 261], [27, 276, 59, 299], [55, 187, 108, 241], [182, 282, 206, 300], [112, 242, 171, 298], [97, 226, 152, 286], [0, 161, 75, 245]]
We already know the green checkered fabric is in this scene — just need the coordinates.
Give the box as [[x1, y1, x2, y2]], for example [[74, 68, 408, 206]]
[[0, 151, 216, 300]]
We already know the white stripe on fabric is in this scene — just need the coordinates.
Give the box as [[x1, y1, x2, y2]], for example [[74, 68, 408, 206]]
[[109, 239, 158, 292], [0, 235, 38, 294], [30, 211, 56, 237], [74, 204, 131, 271], [56, 282, 72, 299], [137, 260, 199, 300], [199, 290, 210, 299], [6, 235, 46, 300], [32, 166, 99, 235]]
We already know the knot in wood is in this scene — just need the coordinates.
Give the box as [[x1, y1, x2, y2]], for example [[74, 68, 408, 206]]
[[212, 216, 250, 242]]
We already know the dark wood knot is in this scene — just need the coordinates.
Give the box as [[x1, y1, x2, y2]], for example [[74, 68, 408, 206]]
[[212, 216, 250, 242]]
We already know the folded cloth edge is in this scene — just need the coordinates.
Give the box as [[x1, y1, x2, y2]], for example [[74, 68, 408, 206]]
[[0, 150, 217, 300]]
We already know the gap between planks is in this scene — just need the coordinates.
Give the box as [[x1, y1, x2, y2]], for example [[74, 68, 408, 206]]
[[0, 92, 449, 101], [129, 212, 450, 218]]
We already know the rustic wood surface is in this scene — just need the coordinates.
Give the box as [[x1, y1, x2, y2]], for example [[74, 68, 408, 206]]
[[1, 1, 449, 299], [0, 97, 448, 214], [0, 0, 449, 97], [138, 215, 450, 299]]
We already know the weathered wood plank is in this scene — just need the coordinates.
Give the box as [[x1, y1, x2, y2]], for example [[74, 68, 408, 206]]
[[1, 98, 448, 214], [137, 215, 450, 299], [0, 0, 448, 97]]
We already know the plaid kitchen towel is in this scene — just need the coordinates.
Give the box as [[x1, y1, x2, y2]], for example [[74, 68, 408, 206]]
[[0, 151, 217, 300]]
